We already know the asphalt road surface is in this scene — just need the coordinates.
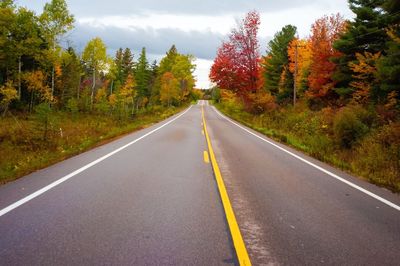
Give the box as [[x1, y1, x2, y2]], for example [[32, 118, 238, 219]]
[[0, 101, 399, 265]]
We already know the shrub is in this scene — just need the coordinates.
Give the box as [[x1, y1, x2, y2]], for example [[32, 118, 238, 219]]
[[333, 106, 369, 148], [353, 123, 400, 191]]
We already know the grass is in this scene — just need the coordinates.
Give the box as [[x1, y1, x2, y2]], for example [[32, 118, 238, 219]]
[[214, 101, 400, 193], [0, 105, 187, 184]]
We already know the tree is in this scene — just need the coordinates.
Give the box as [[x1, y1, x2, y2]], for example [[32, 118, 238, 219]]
[[171, 54, 196, 102], [82, 37, 107, 109], [0, 1, 16, 84], [135, 47, 150, 108], [122, 48, 134, 82], [307, 14, 346, 106], [160, 72, 180, 106], [349, 51, 381, 104], [376, 0, 400, 104], [0, 81, 18, 116], [157, 45, 196, 106], [262, 25, 296, 103], [288, 38, 312, 95], [3, 7, 43, 100], [23, 70, 52, 111], [333, 0, 387, 94], [59, 47, 82, 105], [40, 0, 74, 99], [210, 11, 261, 104]]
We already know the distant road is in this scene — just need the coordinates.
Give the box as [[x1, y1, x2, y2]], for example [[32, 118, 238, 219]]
[[0, 101, 399, 265]]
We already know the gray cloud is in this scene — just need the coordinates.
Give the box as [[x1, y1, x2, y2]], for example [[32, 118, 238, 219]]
[[67, 22, 227, 60], [65, 23, 271, 61], [16, 0, 336, 17]]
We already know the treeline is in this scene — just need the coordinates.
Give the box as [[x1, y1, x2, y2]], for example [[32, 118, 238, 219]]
[[210, 0, 399, 190], [0, 0, 197, 117]]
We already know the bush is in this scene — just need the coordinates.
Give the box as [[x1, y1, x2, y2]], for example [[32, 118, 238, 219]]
[[354, 123, 400, 191], [333, 106, 369, 148]]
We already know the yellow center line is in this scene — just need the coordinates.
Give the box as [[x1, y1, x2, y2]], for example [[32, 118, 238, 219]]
[[201, 106, 252, 266], [203, 151, 210, 163]]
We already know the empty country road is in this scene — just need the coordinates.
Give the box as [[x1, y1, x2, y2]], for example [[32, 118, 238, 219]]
[[203, 101, 400, 265], [1, 101, 399, 265], [0, 104, 236, 265]]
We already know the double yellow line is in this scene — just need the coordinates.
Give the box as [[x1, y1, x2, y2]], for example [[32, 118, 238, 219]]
[[201, 106, 251, 266]]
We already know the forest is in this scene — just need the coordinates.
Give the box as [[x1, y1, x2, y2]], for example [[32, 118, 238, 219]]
[[0, 0, 198, 182], [210, 0, 400, 191]]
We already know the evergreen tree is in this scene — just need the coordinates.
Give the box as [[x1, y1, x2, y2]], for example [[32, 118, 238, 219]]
[[135, 47, 150, 103], [333, 0, 388, 97], [376, 0, 400, 103], [263, 25, 296, 103], [121, 47, 134, 82], [113, 48, 124, 88], [59, 47, 82, 105]]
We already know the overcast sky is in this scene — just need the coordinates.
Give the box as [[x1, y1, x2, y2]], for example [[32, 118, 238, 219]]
[[16, 0, 354, 89]]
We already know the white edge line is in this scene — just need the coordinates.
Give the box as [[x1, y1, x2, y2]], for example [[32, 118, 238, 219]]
[[0, 105, 193, 217], [211, 106, 400, 212]]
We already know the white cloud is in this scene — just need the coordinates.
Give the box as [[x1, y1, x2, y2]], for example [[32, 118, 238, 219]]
[[194, 59, 214, 89]]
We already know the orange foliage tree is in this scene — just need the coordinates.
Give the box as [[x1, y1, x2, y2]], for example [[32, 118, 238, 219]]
[[288, 38, 312, 94], [307, 14, 347, 105]]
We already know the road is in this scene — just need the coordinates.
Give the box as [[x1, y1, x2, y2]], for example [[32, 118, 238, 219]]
[[0, 101, 399, 265]]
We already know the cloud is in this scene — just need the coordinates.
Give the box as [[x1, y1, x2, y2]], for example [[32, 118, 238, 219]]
[[17, 0, 326, 17], [69, 22, 225, 60]]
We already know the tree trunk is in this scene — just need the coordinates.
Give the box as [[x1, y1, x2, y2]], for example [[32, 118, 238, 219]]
[[51, 42, 56, 102], [29, 91, 34, 113], [18, 56, 21, 99], [131, 97, 135, 116], [91, 69, 96, 110], [77, 75, 81, 99], [110, 79, 114, 94], [51, 66, 55, 101]]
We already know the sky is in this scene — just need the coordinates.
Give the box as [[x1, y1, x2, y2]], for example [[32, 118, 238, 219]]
[[15, 0, 354, 89]]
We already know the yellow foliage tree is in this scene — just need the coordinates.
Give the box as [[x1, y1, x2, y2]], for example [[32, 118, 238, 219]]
[[349, 52, 381, 104], [0, 81, 18, 116], [288, 38, 312, 92], [23, 70, 53, 104], [160, 72, 180, 106]]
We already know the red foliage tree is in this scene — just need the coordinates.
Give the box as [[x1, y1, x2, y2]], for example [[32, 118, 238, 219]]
[[209, 11, 261, 102], [307, 14, 347, 104]]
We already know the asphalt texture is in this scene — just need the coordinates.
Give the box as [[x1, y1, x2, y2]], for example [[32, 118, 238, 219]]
[[1, 101, 399, 265], [203, 102, 400, 265], [0, 104, 236, 265]]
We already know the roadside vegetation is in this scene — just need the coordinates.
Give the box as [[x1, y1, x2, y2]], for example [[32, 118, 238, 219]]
[[0, 0, 201, 183], [209, 0, 400, 192]]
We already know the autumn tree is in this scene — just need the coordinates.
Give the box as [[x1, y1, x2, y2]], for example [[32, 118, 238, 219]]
[[288, 38, 312, 95], [23, 70, 52, 111], [210, 11, 261, 103], [82, 37, 107, 109], [156, 45, 196, 106], [349, 52, 381, 104], [0, 81, 18, 116], [160, 72, 180, 106], [40, 0, 74, 99], [307, 14, 346, 107]]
